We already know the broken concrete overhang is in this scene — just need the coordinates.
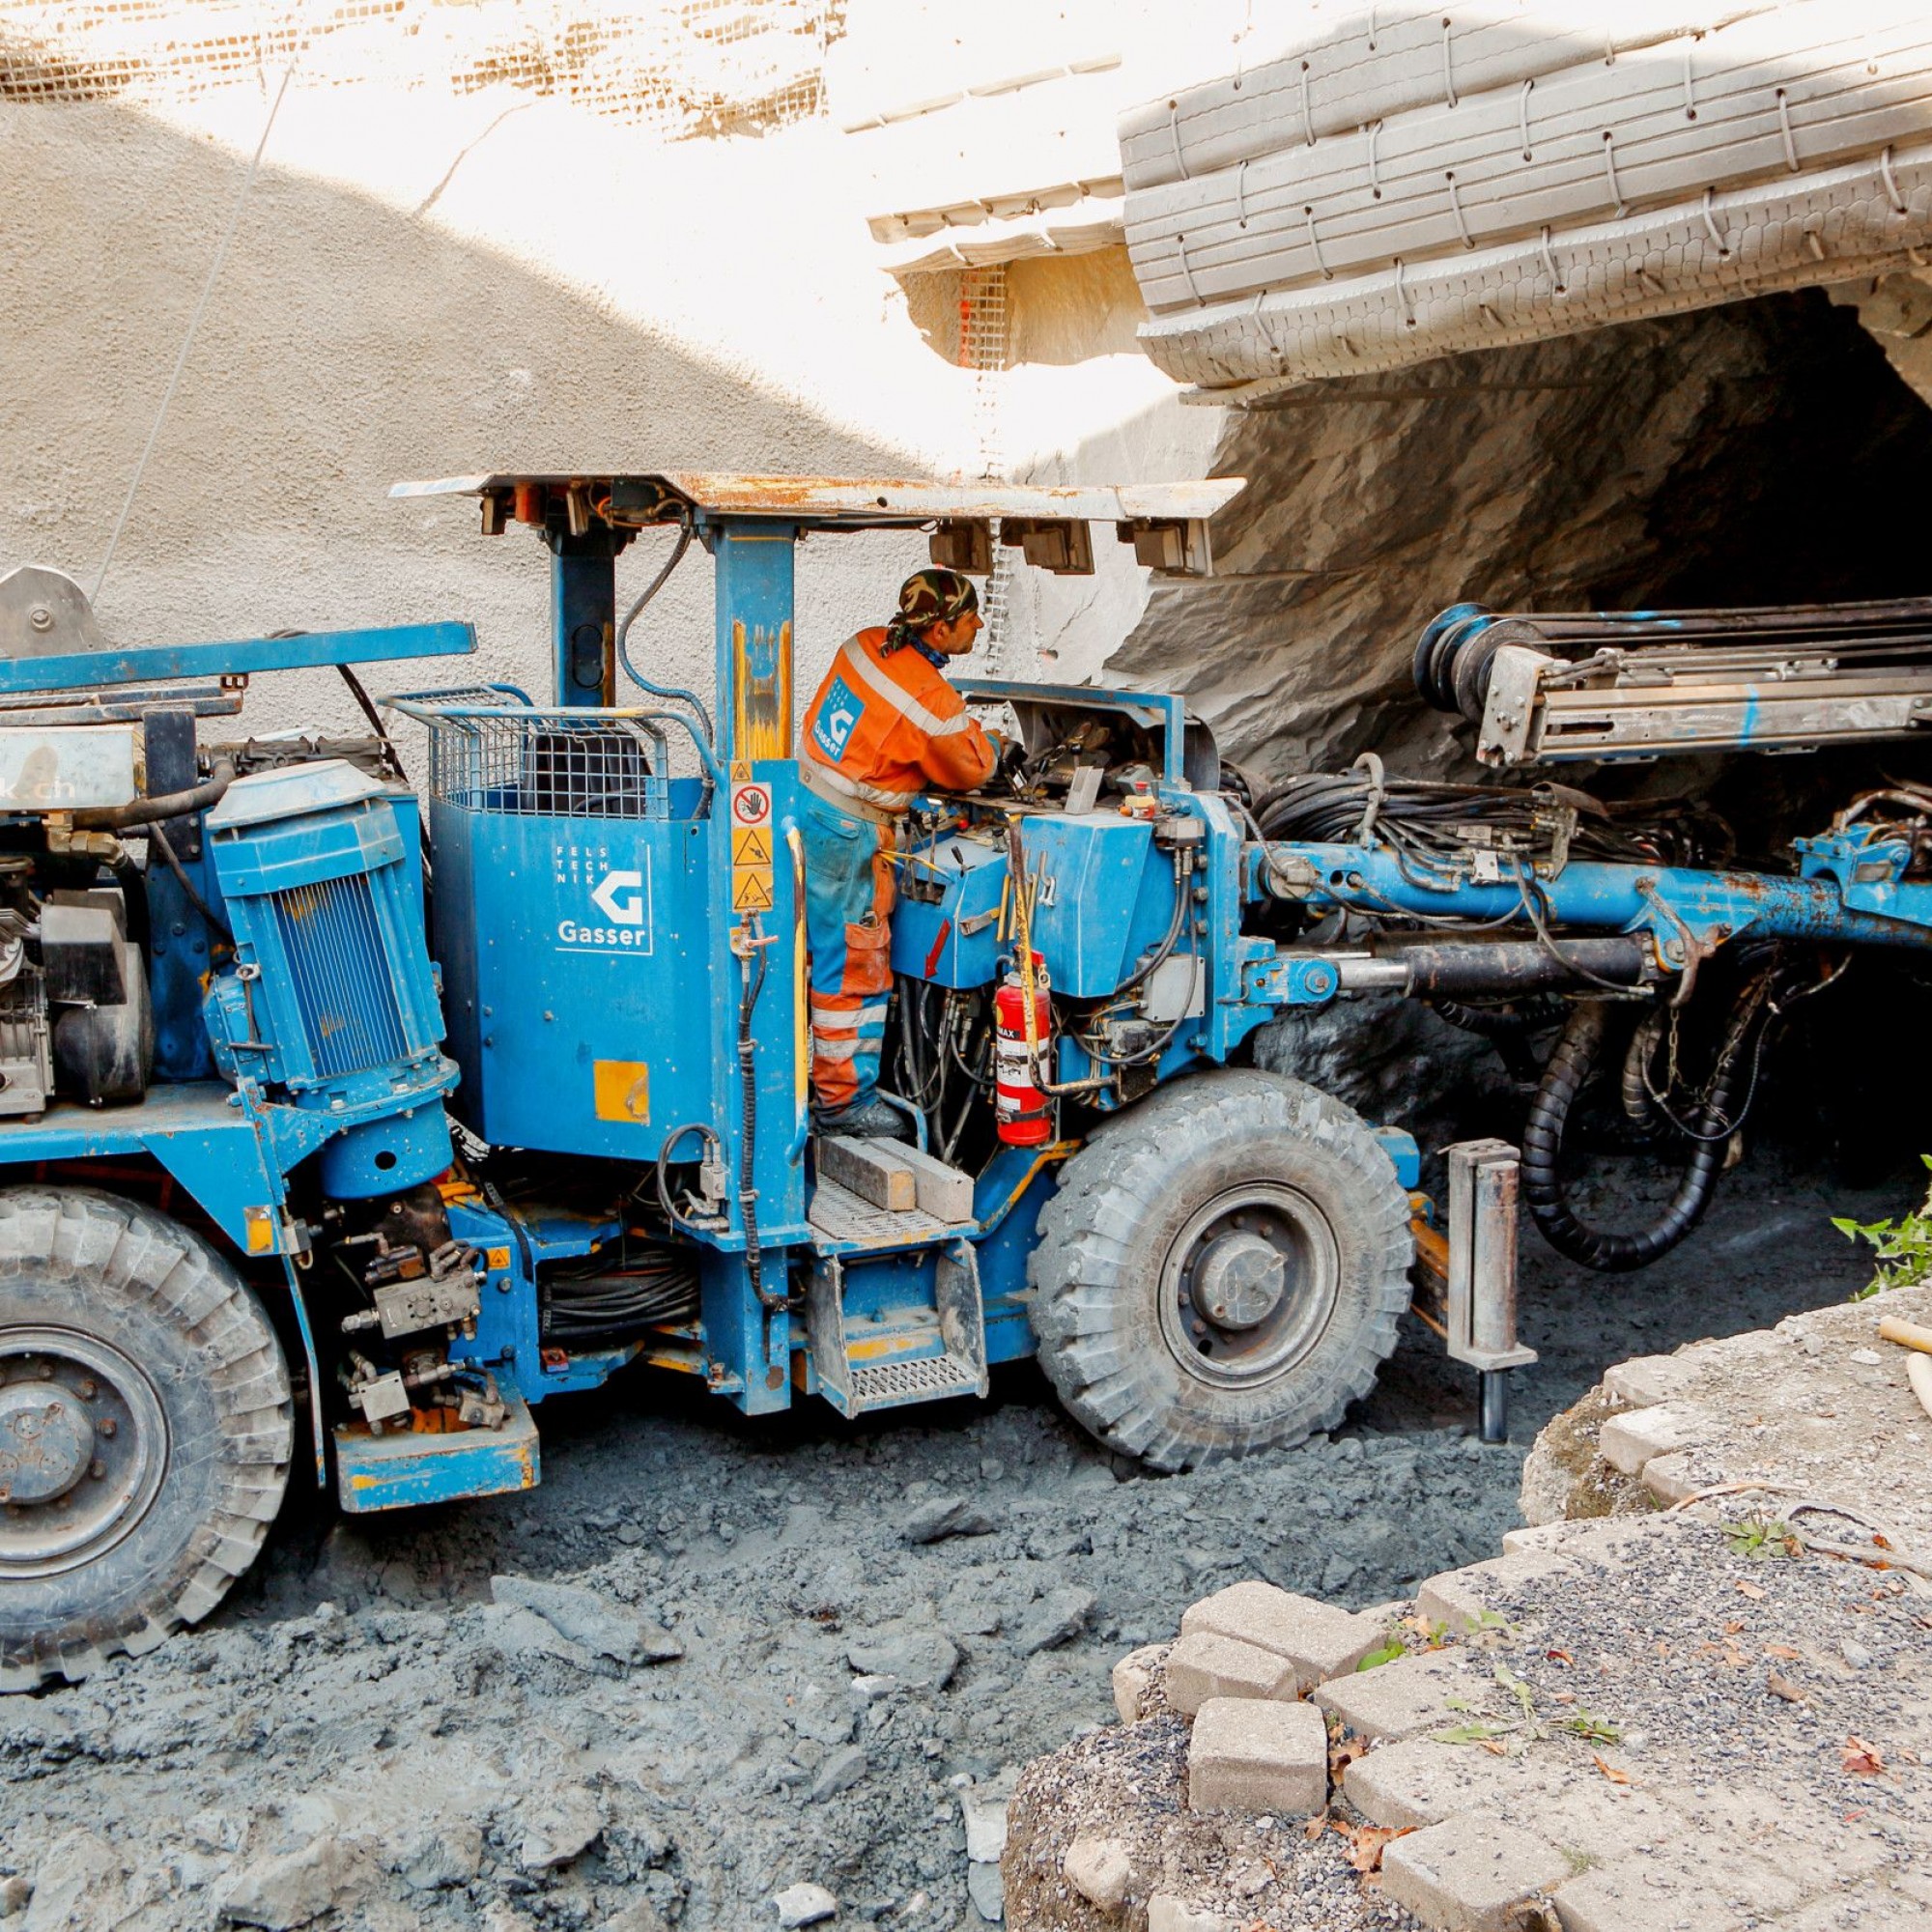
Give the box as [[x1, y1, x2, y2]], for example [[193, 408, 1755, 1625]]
[[1122, 0, 1932, 396]]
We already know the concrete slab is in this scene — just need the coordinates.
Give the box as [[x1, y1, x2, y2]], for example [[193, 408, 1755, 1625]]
[[1380, 1810, 1572, 1932], [1163, 1630, 1296, 1716], [1186, 1697, 1327, 1817]]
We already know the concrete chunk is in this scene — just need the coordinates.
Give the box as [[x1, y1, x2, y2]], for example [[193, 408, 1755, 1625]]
[[1179, 1578, 1381, 1688], [817, 1136, 916, 1211], [1598, 1404, 1707, 1476], [1186, 1696, 1327, 1816], [1112, 1642, 1167, 1724], [1146, 1897, 1236, 1932], [1312, 1647, 1474, 1742], [1163, 1629, 1296, 1715], [1380, 1811, 1570, 1932], [1063, 1836, 1132, 1914]]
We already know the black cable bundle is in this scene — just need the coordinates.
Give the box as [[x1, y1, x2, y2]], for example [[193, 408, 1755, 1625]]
[[539, 1242, 700, 1343]]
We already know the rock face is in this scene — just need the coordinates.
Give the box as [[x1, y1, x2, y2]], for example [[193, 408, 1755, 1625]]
[[1115, 295, 1932, 787]]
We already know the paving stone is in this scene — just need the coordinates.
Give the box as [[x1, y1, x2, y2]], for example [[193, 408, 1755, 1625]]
[[1597, 1405, 1709, 1476], [1111, 1643, 1166, 1724], [1179, 1579, 1381, 1688], [1413, 1552, 1575, 1634], [1162, 1630, 1295, 1716], [1634, 1450, 1699, 1504], [1380, 1810, 1571, 1931], [1343, 1736, 1577, 1832], [1550, 1834, 1807, 1932], [1601, 1353, 1703, 1408], [1186, 1697, 1327, 1816], [1311, 1648, 1479, 1741]]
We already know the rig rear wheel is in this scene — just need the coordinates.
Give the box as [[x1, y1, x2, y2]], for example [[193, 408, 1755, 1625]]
[[1031, 1071, 1412, 1471], [0, 1188, 292, 1690]]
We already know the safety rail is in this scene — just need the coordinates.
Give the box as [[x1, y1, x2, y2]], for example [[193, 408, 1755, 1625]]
[[381, 691, 691, 821]]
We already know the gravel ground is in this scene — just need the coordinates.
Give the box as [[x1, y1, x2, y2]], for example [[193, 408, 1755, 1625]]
[[0, 1147, 1912, 1930]]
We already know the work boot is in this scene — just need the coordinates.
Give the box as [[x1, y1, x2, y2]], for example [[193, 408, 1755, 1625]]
[[816, 1096, 909, 1142]]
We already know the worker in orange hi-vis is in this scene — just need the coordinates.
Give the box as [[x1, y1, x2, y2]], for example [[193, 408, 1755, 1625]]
[[797, 569, 997, 1140]]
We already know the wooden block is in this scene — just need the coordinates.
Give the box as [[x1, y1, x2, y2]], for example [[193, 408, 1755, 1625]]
[[892, 1143, 975, 1225], [816, 1136, 916, 1212]]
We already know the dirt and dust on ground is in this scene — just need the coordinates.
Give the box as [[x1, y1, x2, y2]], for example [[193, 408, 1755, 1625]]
[[0, 1144, 1915, 1931]]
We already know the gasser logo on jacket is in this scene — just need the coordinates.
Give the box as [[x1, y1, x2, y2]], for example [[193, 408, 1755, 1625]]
[[811, 674, 864, 763]]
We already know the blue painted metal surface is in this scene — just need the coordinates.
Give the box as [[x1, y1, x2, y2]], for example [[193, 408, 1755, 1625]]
[[1267, 840, 1932, 976], [205, 765, 457, 1196], [0, 621, 475, 696], [550, 531, 627, 706], [890, 832, 1007, 987], [334, 1382, 540, 1513]]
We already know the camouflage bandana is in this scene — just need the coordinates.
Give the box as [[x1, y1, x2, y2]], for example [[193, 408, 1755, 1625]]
[[883, 567, 979, 655]]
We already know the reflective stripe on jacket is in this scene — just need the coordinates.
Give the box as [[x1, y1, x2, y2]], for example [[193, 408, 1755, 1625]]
[[799, 627, 996, 811]]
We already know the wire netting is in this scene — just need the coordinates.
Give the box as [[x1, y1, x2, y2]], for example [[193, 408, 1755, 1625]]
[[0, 0, 844, 138]]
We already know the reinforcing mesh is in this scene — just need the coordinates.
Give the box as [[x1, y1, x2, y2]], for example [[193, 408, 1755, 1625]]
[[0, 0, 845, 139]]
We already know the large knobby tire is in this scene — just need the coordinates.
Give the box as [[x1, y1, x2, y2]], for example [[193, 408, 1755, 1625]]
[[0, 1187, 292, 1690], [1031, 1070, 1412, 1472]]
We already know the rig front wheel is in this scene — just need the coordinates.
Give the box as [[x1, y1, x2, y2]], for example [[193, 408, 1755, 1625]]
[[1030, 1071, 1412, 1471], [0, 1188, 292, 1690]]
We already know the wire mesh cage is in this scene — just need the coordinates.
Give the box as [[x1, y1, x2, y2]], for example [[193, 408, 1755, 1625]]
[[417, 708, 671, 819]]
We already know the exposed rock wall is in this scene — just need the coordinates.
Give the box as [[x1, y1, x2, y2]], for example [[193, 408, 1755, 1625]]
[[1111, 290, 1932, 788]]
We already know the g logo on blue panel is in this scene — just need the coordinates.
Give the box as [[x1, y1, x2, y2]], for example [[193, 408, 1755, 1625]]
[[811, 674, 864, 763]]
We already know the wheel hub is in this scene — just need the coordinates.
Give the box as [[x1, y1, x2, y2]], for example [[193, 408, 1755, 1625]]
[[1161, 1184, 1341, 1390], [0, 1329, 167, 1577], [0, 1381, 95, 1505], [1192, 1231, 1287, 1329]]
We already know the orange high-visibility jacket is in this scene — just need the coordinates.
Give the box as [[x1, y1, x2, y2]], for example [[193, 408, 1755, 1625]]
[[800, 627, 996, 813]]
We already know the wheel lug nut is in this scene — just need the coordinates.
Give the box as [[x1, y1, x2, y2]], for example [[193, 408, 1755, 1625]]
[[98, 1418, 117, 1438], [76, 1379, 97, 1401], [89, 1459, 106, 1480]]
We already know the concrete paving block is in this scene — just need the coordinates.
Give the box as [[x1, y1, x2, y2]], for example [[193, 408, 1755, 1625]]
[[1163, 1630, 1296, 1716], [1381, 1810, 1572, 1932], [1179, 1578, 1381, 1687], [1413, 1552, 1574, 1634], [1597, 1405, 1707, 1476], [1111, 1643, 1166, 1724], [1602, 1353, 1702, 1408], [1550, 1835, 1806, 1932], [1343, 1735, 1577, 1833], [1312, 1648, 1477, 1742], [1636, 1450, 1700, 1505], [1186, 1697, 1327, 1817]]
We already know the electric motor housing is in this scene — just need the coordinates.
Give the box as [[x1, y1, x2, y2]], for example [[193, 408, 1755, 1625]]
[[202, 760, 457, 1196]]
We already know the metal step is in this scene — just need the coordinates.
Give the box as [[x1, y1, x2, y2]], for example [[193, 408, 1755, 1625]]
[[806, 1241, 989, 1417]]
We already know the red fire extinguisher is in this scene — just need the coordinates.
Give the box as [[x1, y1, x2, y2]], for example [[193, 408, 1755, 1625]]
[[994, 952, 1053, 1146]]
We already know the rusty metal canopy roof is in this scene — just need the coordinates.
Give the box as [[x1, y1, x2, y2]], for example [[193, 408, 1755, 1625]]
[[389, 470, 1244, 526]]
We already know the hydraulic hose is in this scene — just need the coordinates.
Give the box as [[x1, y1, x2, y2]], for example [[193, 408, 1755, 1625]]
[[74, 757, 235, 831], [1520, 996, 1757, 1272], [616, 515, 716, 751], [735, 921, 786, 1322]]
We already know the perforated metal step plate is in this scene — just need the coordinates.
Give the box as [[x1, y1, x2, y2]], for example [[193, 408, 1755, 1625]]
[[807, 1178, 949, 1248]]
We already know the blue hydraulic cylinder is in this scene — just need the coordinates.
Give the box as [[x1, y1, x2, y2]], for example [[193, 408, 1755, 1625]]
[[549, 530, 626, 707], [1270, 841, 1932, 961]]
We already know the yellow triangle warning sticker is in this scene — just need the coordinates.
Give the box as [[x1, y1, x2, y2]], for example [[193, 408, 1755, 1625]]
[[729, 759, 753, 784], [732, 867, 774, 911], [732, 826, 773, 869]]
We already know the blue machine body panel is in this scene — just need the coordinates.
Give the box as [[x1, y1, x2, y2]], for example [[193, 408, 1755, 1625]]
[[334, 1384, 540, 1512], [890, 832, 1008, 986], [0, 621, 475, 697], [1019, 812, 1164, 996], [432, 799, 720, 1161]]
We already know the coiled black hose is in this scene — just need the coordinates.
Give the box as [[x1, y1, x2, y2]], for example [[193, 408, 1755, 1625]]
[[1521, 996, 1757, 1272]]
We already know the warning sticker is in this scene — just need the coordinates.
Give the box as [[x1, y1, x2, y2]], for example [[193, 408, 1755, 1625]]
[[732, 825, 773, 869], [731, 781, 773, 827], [732, 868, 775, 912]]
